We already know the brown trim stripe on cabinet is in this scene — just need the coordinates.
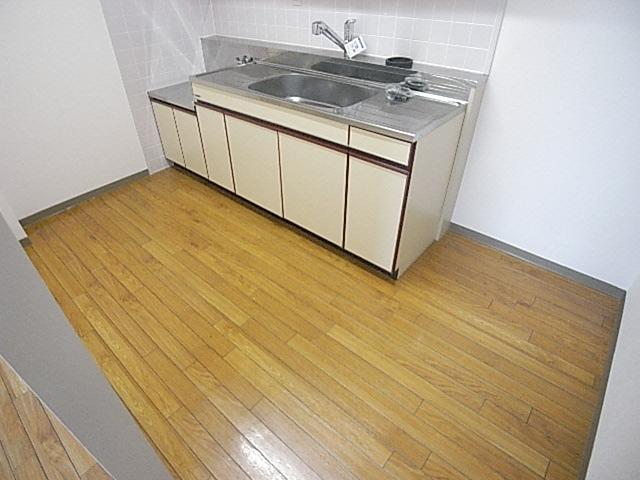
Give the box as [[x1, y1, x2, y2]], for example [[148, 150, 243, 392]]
[[348, 150, 410, 175], [193, 111, 211, 180], [342, 156, 351, 250], [150, 98, 195, 115], [221, 112, 237, 192], [194, 100, 414, 169], [276, 133, 285, 218]]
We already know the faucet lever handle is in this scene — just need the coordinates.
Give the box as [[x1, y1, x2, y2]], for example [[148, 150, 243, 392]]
[[344, 18, 356, 42]]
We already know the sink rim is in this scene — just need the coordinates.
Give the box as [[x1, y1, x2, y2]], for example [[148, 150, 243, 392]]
[[310, 59, 416, 85], [247, 72, 379, 110]]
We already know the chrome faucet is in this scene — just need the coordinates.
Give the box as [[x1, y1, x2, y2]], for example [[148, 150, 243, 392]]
[[312, 19, 358, 59]]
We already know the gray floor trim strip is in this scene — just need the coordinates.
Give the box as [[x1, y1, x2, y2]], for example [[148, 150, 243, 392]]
[[577, 292, 625, 479], [449, 223, 625, 300], [19, 237, 32, 248], [19, 170, 148, 228]]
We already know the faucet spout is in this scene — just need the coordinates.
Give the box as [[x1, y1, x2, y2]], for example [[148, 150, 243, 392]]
[[312, 20, 348, 58]]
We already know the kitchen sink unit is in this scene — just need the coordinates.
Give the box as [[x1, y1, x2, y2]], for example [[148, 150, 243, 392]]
[[149, 52, 486, 278]]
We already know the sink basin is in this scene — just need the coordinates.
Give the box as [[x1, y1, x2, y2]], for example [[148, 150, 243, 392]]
[[311, 61, 414, 84], [248, 73, 377, 109]]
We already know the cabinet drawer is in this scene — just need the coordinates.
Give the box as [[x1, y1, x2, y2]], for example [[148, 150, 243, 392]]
[[349, 127, 412, 166], [193, 84, 348, 146]]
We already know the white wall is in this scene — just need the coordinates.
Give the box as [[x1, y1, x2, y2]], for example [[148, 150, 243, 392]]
[[0, 0, 147, 219], [99, 0, 216, 173], [587, 271, 640, 479], [0, 189, 27, 241], [452, 0, 640, 289]]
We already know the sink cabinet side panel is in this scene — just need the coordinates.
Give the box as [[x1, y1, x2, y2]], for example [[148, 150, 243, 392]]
[[151, 102, 184, 166], [225, 115, 283, 216], [196, 106, 235, 191], [396, 113, 465, 276], [436, 84, 485, 238]]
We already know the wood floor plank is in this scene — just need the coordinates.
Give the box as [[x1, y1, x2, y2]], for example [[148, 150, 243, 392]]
[[313, 332, 424, 414], [383, 452, 433, 480], [57, 210, 144, 294], [13, 391, 80, 479], [545, 461, 575, 480], [143, 241, 254, 328], [330, 296, 534, 422], [90, 267, 195, 371], [21, 168, 619, 480], [80, 331, 210, 480], [183, 361, 323, 480], [168, 407, 252, 480], [215, 319, 393, 467], [73, 293, 181, 418], [415, 315, 592, 437], [234, 318, 430, 468], [327, 325, 550, 477], [479, 401, 581, 473], [12, 456, 47, 480], [70, 206, 236, 359], [330, 295, 486, 413], [0, 388, 36, 470], [44, 407, 97, 477], [423, 309, 597, 399], [0, 443, 16, 480], [422, 454, 469, 480], [443, 233, 618, 313], [225, 348, 395, 480], [251, 397, 360, 480], [527, 409, 584, 452], [24, 248, 95, 337], [145, 349, 288, 480], [80, 463, 114, 480]]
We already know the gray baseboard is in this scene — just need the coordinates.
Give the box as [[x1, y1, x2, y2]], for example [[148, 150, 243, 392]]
[[577, 293, 625, 479], [19, 170, 148, 228], [19, 237, 32, 248], [449, 223, 625, 300]]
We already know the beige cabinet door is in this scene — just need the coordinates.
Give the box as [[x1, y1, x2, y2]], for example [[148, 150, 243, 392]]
[[279, 134, 347, 246], [225, 116, 282, 216], [345, 158, 407, 272], [152, 102, 184, 166], [174, 109, 208, 178], [196, 106, 235, 191]]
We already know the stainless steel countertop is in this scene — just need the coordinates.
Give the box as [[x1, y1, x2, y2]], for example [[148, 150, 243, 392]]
[[191, 54, 467, 143], [147, 81, 195, 112]]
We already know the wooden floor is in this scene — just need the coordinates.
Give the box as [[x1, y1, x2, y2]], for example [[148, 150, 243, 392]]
[[0, 355, 112, 479], [22, 168, 619, 480]]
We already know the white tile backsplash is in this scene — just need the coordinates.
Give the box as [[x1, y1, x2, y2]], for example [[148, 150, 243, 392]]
[[212, 0, 505, 74], [99, 0, 216, 173]]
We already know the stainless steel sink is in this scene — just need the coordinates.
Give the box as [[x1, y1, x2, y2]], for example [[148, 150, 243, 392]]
[[311, 61, 414, 84], [248, 73, 377, 109]]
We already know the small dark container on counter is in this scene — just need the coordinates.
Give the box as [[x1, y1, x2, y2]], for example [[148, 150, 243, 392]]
[[385, 57, 413, 69]]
